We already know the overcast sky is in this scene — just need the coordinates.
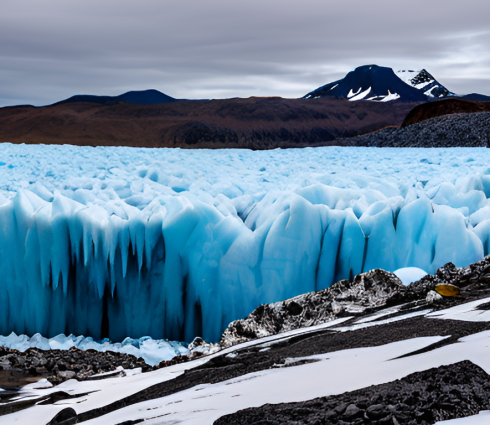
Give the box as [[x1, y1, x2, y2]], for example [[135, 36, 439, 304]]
[[1, 0, 490, 106]]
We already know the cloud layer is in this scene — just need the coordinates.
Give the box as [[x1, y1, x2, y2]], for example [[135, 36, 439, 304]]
[[1, 0, 490, 106]]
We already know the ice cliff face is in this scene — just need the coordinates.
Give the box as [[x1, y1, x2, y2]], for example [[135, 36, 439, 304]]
[[0, 145, 489, 342]]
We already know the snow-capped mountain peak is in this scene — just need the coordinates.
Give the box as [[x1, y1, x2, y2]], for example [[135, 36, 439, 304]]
[[304, 65, 454, 102], [396, 69, 454, 99]]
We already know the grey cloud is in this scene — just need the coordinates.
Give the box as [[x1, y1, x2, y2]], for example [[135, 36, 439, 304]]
[[1, 0, 490, 106]]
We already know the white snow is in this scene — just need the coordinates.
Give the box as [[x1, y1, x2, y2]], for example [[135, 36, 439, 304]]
[[347, 87, 362, 98], [1, 144, 490, 343], [380, 90, 401, 102], [427, 297, 490, 322], [0, 316, 352, 421], [349, 86, 372, 101], [425, 85, 440, 97], [415, 80, 434, 90], [6, 301, 490, 424], [396, 69, 421, 85], [331, 309, 433, 332], [436, 411, 490, 424], [394, 267, 428, 285], [60, 330, 490, 425]]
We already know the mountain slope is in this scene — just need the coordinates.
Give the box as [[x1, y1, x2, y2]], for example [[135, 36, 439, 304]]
[[0, 97, 415, 149], [395, 68, 454, 99], [52, 89, 177, 106], [461, 93, 490, 102], [304, 65, 430, 102], [303, 65, 477, 103]]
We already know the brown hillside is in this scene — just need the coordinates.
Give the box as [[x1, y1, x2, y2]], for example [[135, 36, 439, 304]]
[[0, 97, 417, 149], [402, 98, 490, 127]]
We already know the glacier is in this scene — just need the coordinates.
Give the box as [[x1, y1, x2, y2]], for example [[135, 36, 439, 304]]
[[0, 144, 489, 343]]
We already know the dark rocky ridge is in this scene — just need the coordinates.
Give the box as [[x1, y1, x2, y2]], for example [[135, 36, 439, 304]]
[[340, 112, 490, 147], [220, 269, 413, 347], [52, 89, 177, 106], [215, 361, 490, 425], [402, 98, 490, 127]]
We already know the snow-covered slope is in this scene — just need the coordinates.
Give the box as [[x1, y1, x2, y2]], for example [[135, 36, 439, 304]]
[[396, 69, 454, 99], [304, 65, 454, 102], [2, 144, 490, 343]]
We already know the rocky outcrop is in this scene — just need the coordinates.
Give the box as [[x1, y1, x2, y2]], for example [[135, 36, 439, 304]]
[[220, 257, 490, 348], [401, 98, 490, 127], [220, 269, 414, 347]]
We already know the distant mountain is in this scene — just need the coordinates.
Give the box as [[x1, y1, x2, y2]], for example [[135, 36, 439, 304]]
[[52, 89, 177, 106], [303, 65, 467, 103], [304, 65, 429, 103], [459, 93, 490, 102]]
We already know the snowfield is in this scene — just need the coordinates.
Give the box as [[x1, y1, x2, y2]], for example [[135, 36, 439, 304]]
[[1, 144, 490, 343]]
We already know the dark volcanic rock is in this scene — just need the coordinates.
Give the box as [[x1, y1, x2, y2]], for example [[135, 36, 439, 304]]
[[215, 360, 490, 425], [402, 98, 490, 126], [220, 269, 416, 347], [0, 346, 188, 389], [341, 112, 490, 147]]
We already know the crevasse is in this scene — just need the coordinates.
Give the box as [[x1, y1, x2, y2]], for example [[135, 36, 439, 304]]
[[0, 145, 489, 342]]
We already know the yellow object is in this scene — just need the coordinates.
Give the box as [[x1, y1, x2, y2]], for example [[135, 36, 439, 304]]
[[434, 284, 460, 297]]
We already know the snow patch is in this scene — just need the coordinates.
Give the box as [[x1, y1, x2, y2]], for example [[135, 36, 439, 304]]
[[349, 87, 372, 101], [394, 267, 428, 285], [427, 297, 490, 322]]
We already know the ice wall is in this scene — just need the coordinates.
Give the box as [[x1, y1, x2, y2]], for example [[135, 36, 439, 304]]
[[0, 145, 489, 342]]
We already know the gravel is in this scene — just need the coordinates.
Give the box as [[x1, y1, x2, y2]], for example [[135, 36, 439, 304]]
[[341, 112, 490, 147], [0, 347, 188, 389]]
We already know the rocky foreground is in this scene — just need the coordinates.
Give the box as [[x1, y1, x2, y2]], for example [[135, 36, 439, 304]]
[[3, 259, 490, 423], [3, 257, 487, 390]]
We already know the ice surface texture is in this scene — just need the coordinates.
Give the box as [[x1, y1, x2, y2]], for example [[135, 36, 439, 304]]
[[0, 144, 489, 342], [0, 332, 187, 366]]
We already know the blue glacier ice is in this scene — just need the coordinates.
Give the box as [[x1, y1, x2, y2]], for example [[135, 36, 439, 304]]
[[0, 144, 489, 342], [0, 332, 187, 366]]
